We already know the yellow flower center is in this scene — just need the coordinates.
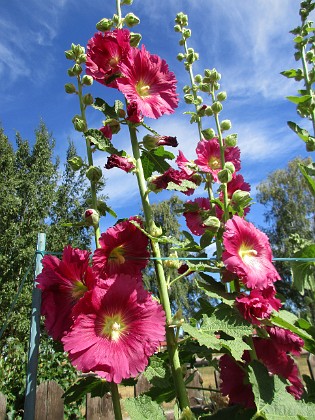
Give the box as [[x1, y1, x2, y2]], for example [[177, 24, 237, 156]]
[[136, 80, 151, 97], [71, 280, 87, 300], [101, 313, 126, 341], [109, 55, 120, 67], [239, 245, 258, 264], [109, 245, 126, 264], [208, 156, 221, 170]]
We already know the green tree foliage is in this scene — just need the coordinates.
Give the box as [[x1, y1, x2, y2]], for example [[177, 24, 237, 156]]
[[256, 157, 315, 320]]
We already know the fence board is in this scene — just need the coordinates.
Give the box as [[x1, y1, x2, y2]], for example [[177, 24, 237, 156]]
[[86, 393, 115, 420], [0, 393, 6, 420], [35, 380, 64, 420]]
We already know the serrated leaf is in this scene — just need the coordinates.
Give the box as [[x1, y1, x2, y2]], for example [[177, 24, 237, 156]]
[[281, 69, 299, 78], [93, 97, 119, 118], [166, 180, 198, 193], [200, 231, 214, 249], [249, 360, 315, 419], [84, 128, 116, 153], [141, 147, 173, 179], [197, 273, 236, 305], [183, 304, 253, 360], [286, 95, 312, 104], [123, 395, 165, 420], [143, 355, 168, 387], [291, 244, 315, 294], [298, 163, 315, 198], [287, 122, 310, 142], [63, 376, 110, 404]]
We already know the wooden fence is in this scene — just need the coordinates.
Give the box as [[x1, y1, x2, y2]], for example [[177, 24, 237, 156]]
[[1, 354, 314, 419]]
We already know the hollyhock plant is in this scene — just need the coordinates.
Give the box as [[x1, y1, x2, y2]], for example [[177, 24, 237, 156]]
[[236, 286, 282, 325], [105, 154, 135, 172], [93, 217, 149, 276], [36, 246, 97, 341], [116, 45, 179, 119], [194, 138, 241, 182], [62, 275, 166, 383], [222, 215, 281, 289], [86, 29, 131, 87], [183, 197, 211, 236]]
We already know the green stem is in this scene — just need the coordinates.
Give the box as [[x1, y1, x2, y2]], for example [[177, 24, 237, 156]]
[[300, 44, 315, 136], [116, 0, 123, 29], [128, 124, 190, 410], [110, 382, 123, 420]]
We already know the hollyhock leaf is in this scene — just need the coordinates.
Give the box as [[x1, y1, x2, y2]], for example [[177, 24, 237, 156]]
[[144, 355, 171, 389], [200, 230, 213, 249], [141, 148, 172, 179], [287, 121, 310, 142], [84, 128, 114, 152], [63, 376, 110, 404], [123, 395, 165, 420], [166, 180, 198, 193], [97, 200, 117, 218], [114, 99, 124, 113], [281, 69, 300, 78], [93, 97, 119, 118], [291, 244, 315, 294], [153, 146, 175, 160], [249, 361, 315, 419], [302, 375, 315, 403], [298, 163, 315, 198], [208, 405, 255, 420], [183, 304, 253, 360], [287, 95, 312, 104], [197, 273, 236, 305]]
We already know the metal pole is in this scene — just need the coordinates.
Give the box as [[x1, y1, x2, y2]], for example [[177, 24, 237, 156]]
[[24, 233, 46, 420]]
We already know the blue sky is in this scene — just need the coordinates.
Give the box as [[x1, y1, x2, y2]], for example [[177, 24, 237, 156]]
[[0, 0, 311, 233]]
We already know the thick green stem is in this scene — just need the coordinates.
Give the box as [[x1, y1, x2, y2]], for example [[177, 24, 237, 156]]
[[300, 44, 315, 136], [128, 124, 190, 410], [110, 382, 123, 420]]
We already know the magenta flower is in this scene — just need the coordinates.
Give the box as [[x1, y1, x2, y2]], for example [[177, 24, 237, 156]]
[[222, 215, 281, 289], [36, 246, 97, 341], [126, 101, 143, 124], [176, 151, 195, 176], [105, 154, 135, 173], [236, 286, 282, 325], [150, 168, 199, 196], [62, 275, 166, 383], [99, 125, 113, 140], [86, 29, 131, 87], [194, 138, 241, 182], [116, 45, 179, 119], [183, 197, 211, 236], [93, 218, 149, 276]]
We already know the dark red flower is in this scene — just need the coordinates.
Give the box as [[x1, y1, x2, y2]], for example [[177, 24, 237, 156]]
[[105, 154, 135, 173]]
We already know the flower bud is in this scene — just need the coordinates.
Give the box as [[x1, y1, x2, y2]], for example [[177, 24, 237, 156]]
[[199, 83, 210, 93], [86, 166, 103, 182], [129, 32, 142, 47], [217, 91, 227, 101], [177, 53, 185, 62], [163, 252, 181, 269], [203, 216, 221, 233], [72, 115, 87, 132], [76, 54, 86, 64], [232, 190, 251, 207], [67, 68, 75, 77], [65, 49, 75, 60], [71, 63, 82, 76], [205, 106, 213, 116], [121, 0, 133, 5], [211, 101, 223, 114], [306, 136, 315, 152], [184, 94, 194, 104], [183, 85, 191, 94], [204, 68, 221, 81], [72, 44, 85, 57], [84, 208, 100, 227], [82, 93, 94, 106], [175, 12, 188, 27], [197, 105, 207, 117], [143, 134, 178, 150], [217, 168, 232, 183], [182, 28, 191, 39], [174, 24, 181, 32], [96, 18, 113, 31], [150, 223, 163, 237], [106, 119, 121, 134], [220, 119, 232, 131], [68, 156, 84, 171], [81, 75, 93, 86], [202, 128, 215, 140], [224, 161, 235, 174], [64, 83, 76, 94], [225, 134, 238, 147], [194, 74, 202, 83], [124, 13, 140, 27]]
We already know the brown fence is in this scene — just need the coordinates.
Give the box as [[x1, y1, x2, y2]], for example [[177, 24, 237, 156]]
[[0, 354, 314, 419]]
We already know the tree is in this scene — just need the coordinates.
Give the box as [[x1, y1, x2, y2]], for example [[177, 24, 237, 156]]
[[256, 157, 315, 321]]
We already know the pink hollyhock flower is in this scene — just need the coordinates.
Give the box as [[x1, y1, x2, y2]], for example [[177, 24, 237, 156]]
[[62, 275, 166, 383], [126, 101, 143, 124], [194, 138, 241, 182], [105, 154, 135, 173], [176, 151, 195, 176], [36, 246, 97, 341], [86, 29, 131, 87], [93, 218, 149, 276], [219, 354, 255, 409], [266, 326, 304, 356], [99, 125, 113, 140], [183, 197, 211, 236], [222, 215, 281, 289], [116, 45, 179, 119], [236, 286, 282, 325], [150, 168, 198, 196]]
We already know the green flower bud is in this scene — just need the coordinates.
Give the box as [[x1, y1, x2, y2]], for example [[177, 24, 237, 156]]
[[72, 44, 85, 57], [220, 119, 232, 131], [306, 50, 314, 62], [195, 96, 203, 105], [204, 68, 221, 81], [129, 32, 142, 47], [225, 134, 238, 147], [106, 119, 120, 134], [72, 115, 87, 132], [84, 208, 100, 227], [82, 75, 93, 86], [201, 128, 216, 140], [179, 39, 185, 46], [217, 168, 232, 183], [96, 18, 113, 31], [224, 161, 235, 174], [67, 68, 75, 77], [150, 223, 163, 237], [211, 101, 223, 114], [232, 190, 251, 205], [174, 24, 182, 32], [124, 13, 140, 27], [65, 49, 75, 60], [205, 106, 213, 117], [86, 166, 103, 182], [64, 83, 76, 94], [199, 83, 210, 93], [217, 91, 227, 101], [183, 85, 191, 94], [306, 136, 315, 151], [163, 252, 181, 269], [82, 93, 94, 106], [77, 54, 87, 64], [182, 28, 191, 39], [175, 12, 188, 27], [68, 156, 84, 171], [72, 63, 82, 76], [194, 74, 202, 83], [121, 0, 133, 5], [177, 53, 185, 62], [203, 216, 221, 233], [184, 94, 194, 104]]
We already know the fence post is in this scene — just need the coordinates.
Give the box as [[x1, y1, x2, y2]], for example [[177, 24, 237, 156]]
[[24, 233, 46, 420]]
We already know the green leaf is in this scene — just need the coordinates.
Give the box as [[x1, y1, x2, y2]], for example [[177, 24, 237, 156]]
[[197, 273, 236, 305], [298, 163, 315, 198], [166, 180, 198, 193], [141, 147, 173, 179], [249, 360, 315, 419], [286, 95, 312, 104], [200, 230, 214, 249], [183, 303, 253, 360], [291, 244, 315, 293], [281, 69, 301, 79], [287, 122, 310, 142], [302, 375, 315, 403], [143, 355, 176, 404], [97, 200, 117, 218], [63, 376, 110, 404], [123, 395, 165, 420], [93, 97, 120, 118], [84, 128, 116, 153]]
